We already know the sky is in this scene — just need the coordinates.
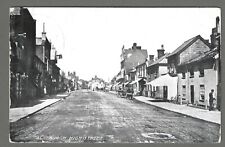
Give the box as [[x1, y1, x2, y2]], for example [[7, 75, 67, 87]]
[[27, 7, 220, 82]]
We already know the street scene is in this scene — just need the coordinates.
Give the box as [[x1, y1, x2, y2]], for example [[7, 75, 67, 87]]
[[10, 90, 220, 143], [9, 7, 221, 143]]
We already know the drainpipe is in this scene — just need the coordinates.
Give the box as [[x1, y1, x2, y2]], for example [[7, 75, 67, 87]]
[[186, 64, 189, 106]]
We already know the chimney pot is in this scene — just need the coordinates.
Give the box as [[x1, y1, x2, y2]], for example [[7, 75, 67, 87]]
[[132, 43, 137, 49], [149, 55, 154, 61], [157, 45, 165, 59]]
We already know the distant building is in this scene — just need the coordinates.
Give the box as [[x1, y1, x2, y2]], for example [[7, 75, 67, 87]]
[[89, 75, 105, 91], [66, 71, 77, 91], [117, 43, 148, 89], [35, 23, 52, 95], [129, 62, 147, 96]]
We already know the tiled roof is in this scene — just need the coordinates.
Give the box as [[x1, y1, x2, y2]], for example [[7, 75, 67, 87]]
[[148, 53, 169, 67], [180, 48, 218, 65], [167, 35, 210, 57]]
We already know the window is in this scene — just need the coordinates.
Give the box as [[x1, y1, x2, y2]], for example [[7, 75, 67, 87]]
[[182, 72, 185, 79], [199, 68, 204, 77], [190, 69, 194, 78], [199, 85, 205, 102], [154, 72, 157, 78], [182, 85, 186, 98]]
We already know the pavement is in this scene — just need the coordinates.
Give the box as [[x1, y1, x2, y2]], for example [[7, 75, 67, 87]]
[[9, 92, 71, 123], [109, 91, 221, 125]]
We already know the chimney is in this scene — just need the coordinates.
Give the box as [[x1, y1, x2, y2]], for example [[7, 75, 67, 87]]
[[136, 46, 141, 49], [216, 16, 220, 34], [210, 17, 220, 48], [149, 55, 154, 61], [157, 44, 165, 59], [205, 39, 209, 44], [132, 43, 137, 49], [42, 23, 46, 41]]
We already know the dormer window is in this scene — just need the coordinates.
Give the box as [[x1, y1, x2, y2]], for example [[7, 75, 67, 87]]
[[182, 72, 185, 79], [190, 69, 194, 78], [199, 68, 204, 77]]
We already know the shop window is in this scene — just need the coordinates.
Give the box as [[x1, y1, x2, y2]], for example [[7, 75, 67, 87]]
[[199, 85, 205, 102]]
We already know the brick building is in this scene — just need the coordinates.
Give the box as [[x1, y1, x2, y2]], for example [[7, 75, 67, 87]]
[[10, 7, 37, 106], [35, 23, 53, 95], [167, 35, 217, 107], [117, 43, 148, 90]]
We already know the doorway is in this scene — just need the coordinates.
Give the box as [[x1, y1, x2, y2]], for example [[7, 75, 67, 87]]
[[163, 86, 168, 100], [190, 85, 194, 104]]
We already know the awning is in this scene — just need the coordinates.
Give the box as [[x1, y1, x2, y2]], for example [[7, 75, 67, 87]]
[[130, 78, 145, 85], [124, 81, 131, 86], [146, 74, 178, 86], [112, 82, 120, 87]]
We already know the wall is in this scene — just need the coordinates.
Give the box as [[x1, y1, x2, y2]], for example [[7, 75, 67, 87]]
[[36, 45, 44, 62], [179, 39, 210, 65], [158, 66, 168, 76], [178, 61, 217, 106], [124, 49, 148, 74]]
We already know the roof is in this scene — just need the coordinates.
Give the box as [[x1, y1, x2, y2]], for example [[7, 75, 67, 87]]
[[10, 7, 21, 15], [148, 53, 169, 68], [179, 48, 218, 65], [128, 68, 136, 73], [136, 61, 146, 68], [167, 35, 211, 58]]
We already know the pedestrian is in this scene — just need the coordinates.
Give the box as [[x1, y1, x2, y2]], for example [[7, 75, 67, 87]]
[[44, 86, 47, 95], [209, 89, 214, 111]]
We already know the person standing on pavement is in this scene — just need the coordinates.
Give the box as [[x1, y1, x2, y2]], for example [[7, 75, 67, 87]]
[[209, 89, 215, 111]]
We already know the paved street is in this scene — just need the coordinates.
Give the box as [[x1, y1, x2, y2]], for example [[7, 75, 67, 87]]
[[10, 90, 220, 143]]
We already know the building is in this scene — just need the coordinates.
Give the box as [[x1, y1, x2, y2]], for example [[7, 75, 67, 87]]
[[146, 45, 177, 100], [58, 70, 68, 92], [167, 35, 217, 107], [89, 75, 105, 91], [36, 23, 54, 95], [210, 16, 221, 110], [66, 71, 77, 91], [33, 55, 45, 97], [117, 43, 148, 89], [36, 24, 62, 95], [129, 62, 147, 96], [50, 60, 61, 94], [10, 7, 37, 106]]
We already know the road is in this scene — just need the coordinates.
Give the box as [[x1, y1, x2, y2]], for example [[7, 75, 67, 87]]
[[10, 90, 220, 143]]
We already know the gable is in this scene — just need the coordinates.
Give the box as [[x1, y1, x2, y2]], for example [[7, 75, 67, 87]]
[[179, 38, 211, 65], [160, 57, 167, 64]]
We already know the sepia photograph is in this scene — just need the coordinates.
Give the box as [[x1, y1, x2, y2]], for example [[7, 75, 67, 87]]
[[9, 7, 221, 143]]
